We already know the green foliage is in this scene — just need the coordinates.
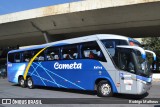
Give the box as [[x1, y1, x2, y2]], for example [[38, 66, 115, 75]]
[[142, 37, 160, 51], [142, 37, 160, 63]]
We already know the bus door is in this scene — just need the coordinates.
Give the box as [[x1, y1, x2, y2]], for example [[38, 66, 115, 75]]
[[117, 47, 138, 94]]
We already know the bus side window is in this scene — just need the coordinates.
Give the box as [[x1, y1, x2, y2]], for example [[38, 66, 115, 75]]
[[102, 40, 115, 57], [14, 53, 21, 63], [33, 49, 45, 61], [81, 41, 106, 62], [8, 53, 14, 63], [101, 39, 128, 57], [119, 40, 128, 45], [62, 45, 78, 60], [46, 47, 60, 61], [23, 51, 32, 62]]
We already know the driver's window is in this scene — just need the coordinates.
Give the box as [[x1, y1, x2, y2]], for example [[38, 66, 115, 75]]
[[118, 49, 135, 73]]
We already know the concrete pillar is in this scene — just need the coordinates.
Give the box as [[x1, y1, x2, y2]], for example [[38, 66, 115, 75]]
[[43, 32, 49, 43]]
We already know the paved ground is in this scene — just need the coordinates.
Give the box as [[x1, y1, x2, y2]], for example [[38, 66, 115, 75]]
[[0, 78, 160, 107]]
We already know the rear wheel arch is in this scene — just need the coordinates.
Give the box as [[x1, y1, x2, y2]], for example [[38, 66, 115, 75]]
[[26, 75, 31, 79], [18, 75, 23, 80]]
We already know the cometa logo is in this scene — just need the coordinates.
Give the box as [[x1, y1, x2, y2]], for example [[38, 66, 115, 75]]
[[54, 62, 82, 69]]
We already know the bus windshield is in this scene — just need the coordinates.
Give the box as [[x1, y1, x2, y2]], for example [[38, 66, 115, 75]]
[[101, 42, 150, 77], [135, 50, 150, 77], [116, 47, 150, 77]]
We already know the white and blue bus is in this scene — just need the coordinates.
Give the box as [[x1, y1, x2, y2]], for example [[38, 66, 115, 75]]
[[7, 34, 153, 97]]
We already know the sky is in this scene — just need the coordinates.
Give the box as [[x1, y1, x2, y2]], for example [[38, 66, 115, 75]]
[[0, 0, 80, 15]]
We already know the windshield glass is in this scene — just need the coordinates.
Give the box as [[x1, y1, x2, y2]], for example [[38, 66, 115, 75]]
[[135, 50, 150, 77]]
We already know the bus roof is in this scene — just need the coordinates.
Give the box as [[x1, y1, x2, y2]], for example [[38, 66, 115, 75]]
[[8, 34, 128, 53]]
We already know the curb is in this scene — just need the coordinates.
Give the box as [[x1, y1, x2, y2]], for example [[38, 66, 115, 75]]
[[152, 74, 160, 82]]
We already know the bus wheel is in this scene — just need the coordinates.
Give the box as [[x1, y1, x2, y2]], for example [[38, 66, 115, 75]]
[[27, 77, 34, 89], [19, 77, 26, 88], [97, 80, 113, 97]]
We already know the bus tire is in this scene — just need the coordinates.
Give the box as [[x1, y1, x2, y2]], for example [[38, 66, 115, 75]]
[[27, 77, 34, 89], [97, 80, 113, 97], [19, 77, 26, 88]]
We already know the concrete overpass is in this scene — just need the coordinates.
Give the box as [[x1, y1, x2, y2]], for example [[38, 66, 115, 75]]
[[0, 0, 160, 47]]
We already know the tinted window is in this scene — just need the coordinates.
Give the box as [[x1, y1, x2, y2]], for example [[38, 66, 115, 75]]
[[119, 40, 128, 45], [8, 53, 14, 63], [62, 45, 78, 60], [14, 53, 21, 63], [102, 39, 128, 57], [81, 41, 106, 62], [33, 49, 45, 61], [46, 47, 60, 61], [118, 48, 136, 73], [23, 51, 32, 62]]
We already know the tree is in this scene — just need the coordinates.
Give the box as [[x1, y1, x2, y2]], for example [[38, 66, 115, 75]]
[[142, 37, 160, 51], [142, 37, 160, 61]]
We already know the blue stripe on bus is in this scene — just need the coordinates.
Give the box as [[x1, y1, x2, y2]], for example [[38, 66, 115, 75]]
[[136, 75, 151, 83], [142, 54, 146, 59]]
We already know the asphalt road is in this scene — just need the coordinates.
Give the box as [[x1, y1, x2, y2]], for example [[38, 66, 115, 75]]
[[0, 78, 160, 107]]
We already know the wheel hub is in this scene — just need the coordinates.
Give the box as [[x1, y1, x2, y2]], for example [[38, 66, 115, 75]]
[[20, 79, 24, 85], [101, 84, 111, 95], [28, 79, 32, 87]]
